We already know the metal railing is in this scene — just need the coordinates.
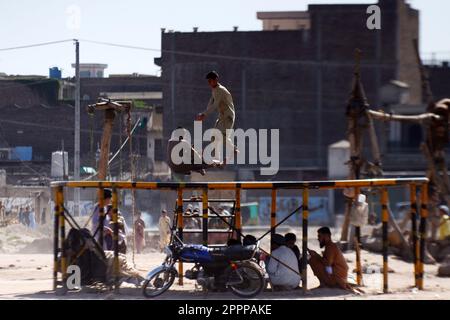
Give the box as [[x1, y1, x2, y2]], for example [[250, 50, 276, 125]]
[[51, 177, 429, 294]]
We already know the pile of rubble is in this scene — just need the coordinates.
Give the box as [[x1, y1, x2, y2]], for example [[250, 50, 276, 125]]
[[0, 223, 51, 253]]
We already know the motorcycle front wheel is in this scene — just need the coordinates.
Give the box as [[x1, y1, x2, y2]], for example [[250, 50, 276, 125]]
[[228, 262, 265, 298], [142, 268, 177, 298]]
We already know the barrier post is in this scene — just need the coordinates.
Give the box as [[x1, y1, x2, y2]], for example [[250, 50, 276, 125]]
[[354, 187, 362, 286], [202, 188, 208, 246], [418, 183, 429, 290], [270, 188, 277, 252], [235, 188, 242, 238], [177, 188, 183, 286], [381, 187, 389, 293], [97, 187, 105, 249], [58, 186, 67, 289], [112, 187, 119, 292], [302, 188, 309, 293], [409, 183, 419, 287], [53, 186, 62, 290]]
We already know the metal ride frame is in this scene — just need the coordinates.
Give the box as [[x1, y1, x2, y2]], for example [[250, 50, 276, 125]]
[[52, 177, 429, 294]]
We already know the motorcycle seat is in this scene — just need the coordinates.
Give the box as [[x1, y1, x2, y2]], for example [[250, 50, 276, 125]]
[[210, 245, 256, 261]]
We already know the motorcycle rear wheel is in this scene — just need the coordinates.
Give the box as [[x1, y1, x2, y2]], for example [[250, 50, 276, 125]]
[[228, 263, 265, 298], [142, 268, 177, 298]]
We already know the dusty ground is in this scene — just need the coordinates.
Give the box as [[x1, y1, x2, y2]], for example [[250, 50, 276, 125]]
[[0, 226, 449, 300]]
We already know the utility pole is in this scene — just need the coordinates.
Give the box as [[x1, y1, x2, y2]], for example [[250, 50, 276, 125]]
[[74, 39, 80, 216]]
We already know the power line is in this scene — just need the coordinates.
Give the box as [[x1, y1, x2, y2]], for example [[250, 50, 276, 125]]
[[0, 39, 74, 51], [0, 119, 148, 139], [0, 38, 436, 72], [78, 38, 433, 69]]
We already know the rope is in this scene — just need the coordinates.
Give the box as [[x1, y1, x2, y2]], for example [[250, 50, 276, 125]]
[[89, 113, 95, 167]]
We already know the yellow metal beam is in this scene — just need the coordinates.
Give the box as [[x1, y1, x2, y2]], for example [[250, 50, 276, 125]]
[[51, 178, 428, 190]]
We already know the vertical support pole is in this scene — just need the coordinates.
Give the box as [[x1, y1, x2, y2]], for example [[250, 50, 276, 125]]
[[355, 227, 362, 286], [302, 188, 309, 293], [59, 186, 67, 289], [73, 39, 80, 216], [53, 187, 62, 290], [354, 187, 362, 286], [97, 188, 105, 249], [202, 188, 209, 246], [177, 188, 184, 286], [112, 187, 119, 292], [381, 187, 389, 293], [270, 188, 277, 252], [418, 183, 428, 290], [410, 183, 419, 287], [235, 187, 242, 238]]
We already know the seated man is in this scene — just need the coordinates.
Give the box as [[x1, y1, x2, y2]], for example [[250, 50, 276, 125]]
[[308, 227, 351, 290], [285, 233, 302, 272], [167, 128, 220, 176], [266, 234, 301, 290]]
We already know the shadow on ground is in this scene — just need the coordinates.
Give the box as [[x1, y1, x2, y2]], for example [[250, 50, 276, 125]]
[[14, 286, 353, 300]]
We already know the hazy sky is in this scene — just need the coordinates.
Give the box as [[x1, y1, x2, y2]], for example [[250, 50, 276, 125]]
[[0, 0, 449, 77]]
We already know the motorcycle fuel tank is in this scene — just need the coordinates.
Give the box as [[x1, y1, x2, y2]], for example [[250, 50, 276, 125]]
[[180, 245, 213, 263]]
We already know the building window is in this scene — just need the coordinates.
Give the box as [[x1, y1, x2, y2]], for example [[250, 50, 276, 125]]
[[80, 71, 91, 78], [388, 122, 423, 153]]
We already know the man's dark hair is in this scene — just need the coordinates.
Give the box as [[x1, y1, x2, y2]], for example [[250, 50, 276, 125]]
[[285, 232, 296, 242], [243, 234, 257, 246], [317, 226, 331, 236], [103, 189, 112, 200], [271, 233, 286, 246], [206, 71, 219, 80]]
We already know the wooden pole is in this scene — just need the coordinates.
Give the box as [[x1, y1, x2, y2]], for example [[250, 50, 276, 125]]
[[98, 109, 116, 180]]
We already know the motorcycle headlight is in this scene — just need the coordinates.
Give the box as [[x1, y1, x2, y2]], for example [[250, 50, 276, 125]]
[[164, 246, 172, 256]]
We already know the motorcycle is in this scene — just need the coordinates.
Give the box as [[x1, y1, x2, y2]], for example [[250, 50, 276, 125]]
[[142, 234, 265, 298]]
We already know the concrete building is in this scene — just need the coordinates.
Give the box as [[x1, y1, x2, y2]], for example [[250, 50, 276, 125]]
[[155, 0, 423, 180], [256, 11, 311, 31], [71, 63, 108, 78]]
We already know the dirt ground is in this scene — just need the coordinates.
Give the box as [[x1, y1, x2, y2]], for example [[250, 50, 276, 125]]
[[0, 226, 449, 300]]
